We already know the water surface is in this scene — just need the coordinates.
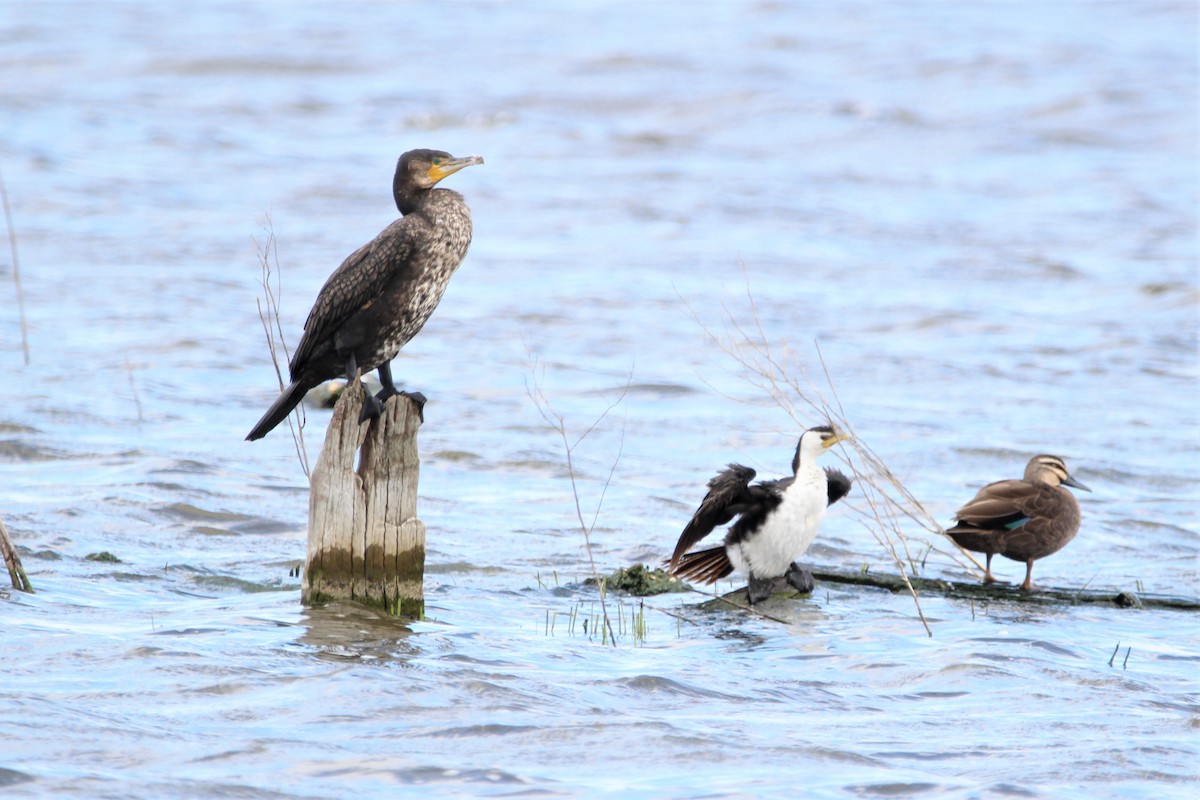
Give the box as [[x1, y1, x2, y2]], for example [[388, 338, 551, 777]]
[[1, 2, 1197, 797]]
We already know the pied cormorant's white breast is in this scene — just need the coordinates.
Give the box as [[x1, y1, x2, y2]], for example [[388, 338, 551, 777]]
[[667, 425, 851, 604]]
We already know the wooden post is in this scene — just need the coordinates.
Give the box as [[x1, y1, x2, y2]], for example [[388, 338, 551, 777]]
[[302, 377, 426, 616]]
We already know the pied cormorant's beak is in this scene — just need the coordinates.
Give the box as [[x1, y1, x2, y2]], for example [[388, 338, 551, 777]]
[[429, 155, 484, 183], [821, 433, 849, 450]]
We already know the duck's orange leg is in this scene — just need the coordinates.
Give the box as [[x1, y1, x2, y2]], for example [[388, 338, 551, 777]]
[[1018, 560, 1035, 591], [982, 553, 997, 584]]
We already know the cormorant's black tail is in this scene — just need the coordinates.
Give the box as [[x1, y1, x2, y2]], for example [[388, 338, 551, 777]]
[[667, 546, 734, 585], [246, 380, 311, 441]]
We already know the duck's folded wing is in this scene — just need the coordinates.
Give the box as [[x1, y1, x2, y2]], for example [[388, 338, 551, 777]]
[[668, 464, 756, 570], [953, 479, 1035, 531]]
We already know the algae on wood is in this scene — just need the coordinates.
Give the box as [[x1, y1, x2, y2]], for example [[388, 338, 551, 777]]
[[590, 564, 693, 596], [302, 377, 426, 617]]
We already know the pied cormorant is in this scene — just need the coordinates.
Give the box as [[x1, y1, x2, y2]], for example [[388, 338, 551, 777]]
[[667, 425, 852, 604]]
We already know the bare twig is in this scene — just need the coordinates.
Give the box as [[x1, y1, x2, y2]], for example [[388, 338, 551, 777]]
[[124, 355, 144, 424], [0, 166, 30, 366], [253, 218, 310, 480], [526, 362, 632, 646]]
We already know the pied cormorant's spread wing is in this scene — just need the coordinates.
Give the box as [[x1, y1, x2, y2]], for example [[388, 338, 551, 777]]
[[667, 464, 756, 570]]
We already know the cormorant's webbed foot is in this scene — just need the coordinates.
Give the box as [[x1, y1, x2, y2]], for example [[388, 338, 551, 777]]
[[374, 360, 401, 404], [747, 576, 775, 605], [358, 393, 385, 424], [360, 390, 426, 424], [785, 563, 815, 595], [340, 352, 381, 424], [365, 361, 426, 422], [401, 390, 427, 423]]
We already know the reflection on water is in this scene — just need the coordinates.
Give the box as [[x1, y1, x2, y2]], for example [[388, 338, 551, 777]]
[[1, 0, 1197, 797]]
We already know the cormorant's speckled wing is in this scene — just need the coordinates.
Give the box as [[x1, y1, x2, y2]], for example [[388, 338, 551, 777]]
[[825, 467, 852, 506], [668, 464, 756, 570], [288, 214, 424, 376]]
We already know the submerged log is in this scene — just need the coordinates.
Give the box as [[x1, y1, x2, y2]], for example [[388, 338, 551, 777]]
[[697, 565, 1200, 612], [302, 377, 425, 617], [0, 513, 33, 593]]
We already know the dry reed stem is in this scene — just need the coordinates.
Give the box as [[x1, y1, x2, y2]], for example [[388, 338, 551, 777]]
[[526, 363, 632, 646], [0, 513, 33, 593], [0, 167, 30, 366], [253, 219, 310, 480]]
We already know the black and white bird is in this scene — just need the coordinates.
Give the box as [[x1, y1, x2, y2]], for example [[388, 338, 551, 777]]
[[247, 149, 483, 441], [667, 426, 852, 604], [945, 454, 1091, 590]]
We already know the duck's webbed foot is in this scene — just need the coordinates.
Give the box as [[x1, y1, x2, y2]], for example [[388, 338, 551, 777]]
[[785, 562, 815, 595], [747, 575, 775, 605]]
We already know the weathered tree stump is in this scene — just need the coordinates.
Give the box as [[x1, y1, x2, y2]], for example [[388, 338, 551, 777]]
[[301, 377, 426, 617]]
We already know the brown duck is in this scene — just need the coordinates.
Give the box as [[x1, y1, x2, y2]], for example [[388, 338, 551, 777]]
[[945, 454, 1091, 590]]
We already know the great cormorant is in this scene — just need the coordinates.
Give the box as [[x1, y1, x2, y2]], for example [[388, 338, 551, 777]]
[[247, 149, 483, 441], [667, 426, 852, 604], [945, 454, 1090, 590]]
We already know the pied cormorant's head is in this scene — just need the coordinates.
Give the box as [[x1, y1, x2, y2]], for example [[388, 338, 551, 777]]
[[791, 425, 848, 473]]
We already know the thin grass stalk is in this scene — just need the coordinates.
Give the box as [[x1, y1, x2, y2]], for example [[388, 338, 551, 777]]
[[0, 167, 30, 366], [527, 366, 630, 646], [252, 219, 310, 480], [0, 514, 33, 593]]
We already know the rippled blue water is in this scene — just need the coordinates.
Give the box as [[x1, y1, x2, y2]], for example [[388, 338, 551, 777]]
[[1, 1, 1197, 797]]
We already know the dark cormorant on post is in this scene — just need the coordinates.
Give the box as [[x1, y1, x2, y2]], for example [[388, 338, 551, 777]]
[[667, 426, 852, 604], [247, 149, 483, 441]]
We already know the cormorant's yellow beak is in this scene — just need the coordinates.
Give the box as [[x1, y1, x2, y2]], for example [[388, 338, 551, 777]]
[[822, 433, 849, 449], [429, 155, 484, 183]]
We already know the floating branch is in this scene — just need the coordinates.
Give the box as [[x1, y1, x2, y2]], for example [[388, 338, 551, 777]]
[[695, 565, 1200, 612]]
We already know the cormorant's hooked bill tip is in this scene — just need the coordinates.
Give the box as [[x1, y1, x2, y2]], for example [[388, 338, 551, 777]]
[[429, 154, 484, 183]]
